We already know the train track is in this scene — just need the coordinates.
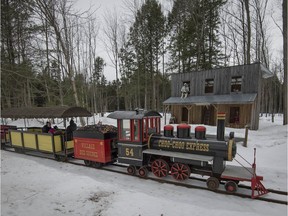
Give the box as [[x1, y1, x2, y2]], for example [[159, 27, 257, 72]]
[[188, 175, 288, 196], [100, 163, 288, 205], [2, 147, 287, 205]]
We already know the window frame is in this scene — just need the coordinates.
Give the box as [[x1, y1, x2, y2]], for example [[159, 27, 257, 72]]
[[142, 117, 161, 142], [231, 76, 242, 93], [118, 119, 131, 141], [182, 81, 190, 95], [205, 78, 214, 94], [131, 119, 140, 142]]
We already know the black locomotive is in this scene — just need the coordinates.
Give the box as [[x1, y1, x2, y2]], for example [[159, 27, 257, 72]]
[[107, 109, 237, 182]]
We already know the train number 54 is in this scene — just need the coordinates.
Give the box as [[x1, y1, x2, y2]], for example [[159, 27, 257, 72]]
[[125, 148, 134, 157]]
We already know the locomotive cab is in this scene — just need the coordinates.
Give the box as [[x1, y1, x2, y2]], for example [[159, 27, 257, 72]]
[[108, 109, 162, 167]]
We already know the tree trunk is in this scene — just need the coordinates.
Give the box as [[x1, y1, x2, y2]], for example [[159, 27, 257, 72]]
[[283, 0, 287, 125], [243, 0, 251, 64]]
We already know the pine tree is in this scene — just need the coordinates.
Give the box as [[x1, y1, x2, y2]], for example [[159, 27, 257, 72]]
[[1, 0, 38, 108], [129, 0, 166, 110], [167, 0, 225, 73]]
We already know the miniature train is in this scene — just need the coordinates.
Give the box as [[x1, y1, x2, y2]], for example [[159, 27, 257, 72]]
[[1, 109, 268, 198]]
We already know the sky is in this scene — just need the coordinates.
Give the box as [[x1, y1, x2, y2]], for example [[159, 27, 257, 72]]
[[74, 0, 284, 81]]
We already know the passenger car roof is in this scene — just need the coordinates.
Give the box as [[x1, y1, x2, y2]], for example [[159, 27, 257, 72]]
[[107, 110, 161, 120], [1, 106, 92, 118]]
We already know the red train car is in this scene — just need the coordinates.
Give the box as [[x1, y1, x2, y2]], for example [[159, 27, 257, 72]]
[[73, 125, 117, 168], [1, 125, 17, 148]]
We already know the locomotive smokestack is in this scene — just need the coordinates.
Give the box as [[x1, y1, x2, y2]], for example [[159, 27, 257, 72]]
[[217, 113, 226, 141]]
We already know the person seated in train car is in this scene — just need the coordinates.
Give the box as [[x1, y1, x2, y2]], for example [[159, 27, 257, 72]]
[[49, 126, 62, 135], [42, 121, 51, 133], [65, 119, 77, 141], [48, 126, 55, 134]]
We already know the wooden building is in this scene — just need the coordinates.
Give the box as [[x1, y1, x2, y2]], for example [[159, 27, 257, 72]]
[[163, 63, 273, 130]]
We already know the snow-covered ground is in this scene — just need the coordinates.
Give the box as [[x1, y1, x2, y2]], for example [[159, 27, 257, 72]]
[[1, 114, 287, 216]]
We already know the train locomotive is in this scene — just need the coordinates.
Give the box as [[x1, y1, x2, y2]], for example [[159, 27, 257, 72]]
[[2, 108, 268, 198], [105, 110, 236, 187]]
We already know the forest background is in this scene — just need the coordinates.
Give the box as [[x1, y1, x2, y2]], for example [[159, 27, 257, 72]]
[[1, 0, 287, 124]]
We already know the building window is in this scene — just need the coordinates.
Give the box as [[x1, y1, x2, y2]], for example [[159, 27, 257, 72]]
[[205, 79, 214, 94], [181, 81, 190, 98], [183, 81, 190, 90], [231, 76, 242, 92]]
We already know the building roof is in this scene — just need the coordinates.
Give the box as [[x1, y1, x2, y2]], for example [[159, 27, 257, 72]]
[[163, 93, 257, 105], [1, 106, 92, 119], [170, 63, 273, 79], [107, 110, 162, 120], [260, 64, 274, 78]]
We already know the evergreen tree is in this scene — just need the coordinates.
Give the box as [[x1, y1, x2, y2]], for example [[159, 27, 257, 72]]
[[129, 0, 166, 110], [119, 40, 138, 109], [167, 0, 225, 73], [1, 0, 40, 108]]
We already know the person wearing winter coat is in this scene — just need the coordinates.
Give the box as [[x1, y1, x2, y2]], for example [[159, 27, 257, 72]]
[[42, 122, 51, 133], [49, 126, 62, 135], [66, 119, 77, 141]]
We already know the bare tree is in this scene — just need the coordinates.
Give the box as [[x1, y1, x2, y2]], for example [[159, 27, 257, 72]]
[[243, 0, 251, 64], [222, 1, 250, 65], [283, 0, 287, 125], [103, 7, 123, 110], [34, 0, 87, 124], [81, 12, 100, 114]]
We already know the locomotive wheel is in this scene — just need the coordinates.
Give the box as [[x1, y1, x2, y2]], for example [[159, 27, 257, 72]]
[[225, 181, 238, 193], [127, 165, 136, 175], [170, 163, 191, 181], [84, 160, 92, 166], [151, 159, 169, 178], [138, 166, 148, 178], [206, 177, 220, 190]]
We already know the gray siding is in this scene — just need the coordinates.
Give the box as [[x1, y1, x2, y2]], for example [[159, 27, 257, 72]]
[[171, 63, 261, 97]]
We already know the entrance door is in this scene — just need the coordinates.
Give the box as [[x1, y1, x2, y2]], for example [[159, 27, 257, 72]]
[[181, 107, 188, 123], [229, 107, 240, 124], [202, 106, 215, 125]]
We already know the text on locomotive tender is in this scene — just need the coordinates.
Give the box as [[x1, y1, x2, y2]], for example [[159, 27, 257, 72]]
[[158, 139, 210, 152], [79, 150, 98, 158], [79, 142, 99, 158], [81, 143, 96, 149]]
